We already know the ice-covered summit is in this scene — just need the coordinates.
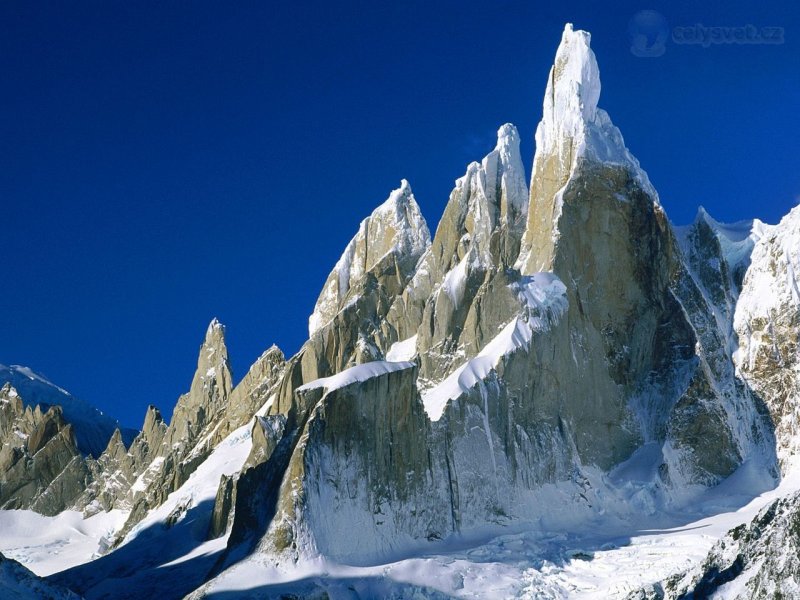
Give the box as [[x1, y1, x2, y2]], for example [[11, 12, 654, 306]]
[[537, 23, 600, 155], [533, 23, 656, 196], [483, 123, 529, 230], [308, 180, 431, 336], [443, 123, 529, 266]]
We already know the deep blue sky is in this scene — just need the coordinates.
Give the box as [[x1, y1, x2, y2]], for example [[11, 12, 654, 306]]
[[2, 0, 798, 429]]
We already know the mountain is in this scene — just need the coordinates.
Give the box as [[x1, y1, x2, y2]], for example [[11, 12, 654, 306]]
[[0, 364, 136, 457], [0, 22, 798, 599]]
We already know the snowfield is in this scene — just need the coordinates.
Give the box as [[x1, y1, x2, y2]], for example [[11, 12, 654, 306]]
[[2, 457, 797, 597], [192, 461, 800, 598], [0, 509, 128, 577]]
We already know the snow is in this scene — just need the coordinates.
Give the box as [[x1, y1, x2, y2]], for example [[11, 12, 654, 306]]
[[6, 366, 70, 395], [0, 509, 128, 577], [422, 318, 531, 421], [129, 456, 165, 493], [297, 361, 415, 394], [385, 335, 418, 362], [439, 255, 469, 306], [695, 206, 771, 276], [19, 421, 257, 599], [125, 422, 252, 544], [423, 273, 567, 421], [255, 393, 276, 416], [194, 459, 800, 599], [443, 123, 529, 275], [485, 123, 529, 218], [0, 555, 79, 600], [734, 204, 800, 322]]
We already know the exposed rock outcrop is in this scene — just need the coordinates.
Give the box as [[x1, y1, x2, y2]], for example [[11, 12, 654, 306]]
[[399, 123, 531, 385], [6, 21, 800, 600], [0, 384, 90, 516], [0, 364, 135, 457], [632, 490, 800, 599], [195, 24, 780, 573]]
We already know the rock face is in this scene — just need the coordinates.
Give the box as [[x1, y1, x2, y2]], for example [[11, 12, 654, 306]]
[[167, 318, 234, 448], [0, 384, 89, 516], [0, 317, 286, 540], [208, 23, 776, 569], [105, 319, 285, 541], [517, 24, 657, 275], [308, 179, 431, 339], [264, 362, 445, 562], [399, 123, 531, 385]]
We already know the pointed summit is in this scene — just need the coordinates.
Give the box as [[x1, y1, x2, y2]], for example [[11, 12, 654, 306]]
[[483, 123, 529, 235], [518, 23, 658, 273], [199, 317, 229, 378], [537, 23, 601, 158], [166, 319, 234, 446], [308, 181, 431, 336], [429, 123, 529, 272], [397, 124, 531, 380], [534, 22, 648, 174]]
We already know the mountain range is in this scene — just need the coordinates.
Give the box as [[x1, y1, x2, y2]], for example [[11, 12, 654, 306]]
[[2, 23, 799, 599]]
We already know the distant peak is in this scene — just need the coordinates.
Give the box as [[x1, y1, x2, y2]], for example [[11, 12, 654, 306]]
[[694, 205, 713, 225], [0, 382, 18, 398]]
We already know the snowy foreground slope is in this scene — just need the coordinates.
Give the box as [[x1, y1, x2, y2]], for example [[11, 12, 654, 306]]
[[2, 23, 800, 600], [188, 463, 800, 598]]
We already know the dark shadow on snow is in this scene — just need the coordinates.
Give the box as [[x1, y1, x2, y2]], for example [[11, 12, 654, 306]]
[[49, 499, 223, 600]]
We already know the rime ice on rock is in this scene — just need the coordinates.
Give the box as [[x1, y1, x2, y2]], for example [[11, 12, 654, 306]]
[[308, 180, 431, 336]]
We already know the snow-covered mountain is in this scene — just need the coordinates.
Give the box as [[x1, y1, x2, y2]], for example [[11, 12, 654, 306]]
[[2, 22, 800, 600], [0, 364, 136, 457]]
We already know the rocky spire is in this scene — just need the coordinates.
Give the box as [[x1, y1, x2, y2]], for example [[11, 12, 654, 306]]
[[166, 319, 233, 446], [395, 124, 531, 382], [308, 180, 431, 336], [0, 386, 87, 515], [427, 123, 529, 271], [141, 405, 166, 446], [517, 23, 658, 274], [536, 23, 601, 161]]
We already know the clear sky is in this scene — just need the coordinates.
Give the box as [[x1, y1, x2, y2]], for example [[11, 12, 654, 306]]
[[2, 0, 798, 429]]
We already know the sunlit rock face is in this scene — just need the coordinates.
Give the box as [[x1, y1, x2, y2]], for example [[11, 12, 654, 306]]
[[0, 383, 87, 516]]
